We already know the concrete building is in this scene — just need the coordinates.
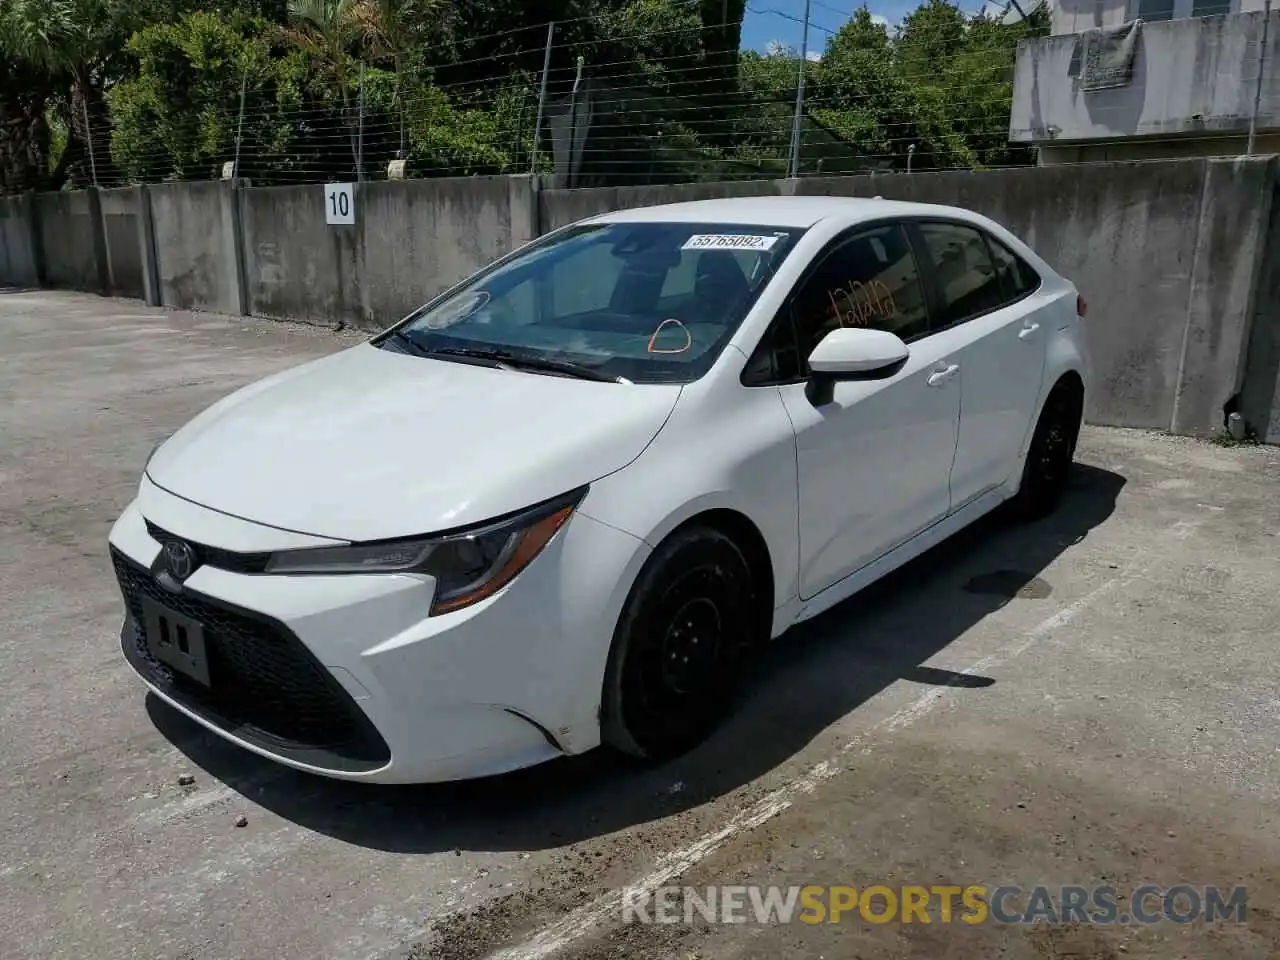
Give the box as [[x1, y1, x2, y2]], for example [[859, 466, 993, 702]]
[[1010, 2, 1280, 163]]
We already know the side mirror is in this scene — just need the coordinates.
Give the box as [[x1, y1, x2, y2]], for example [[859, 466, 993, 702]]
[[806, 328, 909, 404]]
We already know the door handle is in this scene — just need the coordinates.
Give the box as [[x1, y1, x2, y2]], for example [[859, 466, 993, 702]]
[[927, 363, 959, 387], [1018, 321, 1041, 340]]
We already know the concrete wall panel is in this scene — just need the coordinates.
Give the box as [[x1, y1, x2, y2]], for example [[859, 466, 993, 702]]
[[0, 194, 40, 287], [35, 191, 98, 291], [357, 177, 526, 327], [539, 179, 780, 232], [99, 187, 144, 299], [242, 183, 351, 325], [149, 181, 235, 313]]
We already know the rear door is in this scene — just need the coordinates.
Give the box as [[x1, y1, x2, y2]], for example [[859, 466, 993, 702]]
[[910, 221, 1048, 509]]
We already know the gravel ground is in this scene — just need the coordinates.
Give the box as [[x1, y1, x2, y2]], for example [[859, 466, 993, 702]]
[[3, 289, 1278, 960]]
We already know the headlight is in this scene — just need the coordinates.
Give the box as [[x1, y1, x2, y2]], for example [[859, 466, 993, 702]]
[[263, 487, 586, 615]]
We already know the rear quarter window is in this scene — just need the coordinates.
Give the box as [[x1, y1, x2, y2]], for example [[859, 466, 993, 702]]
[[986, 236, 1041, 302]]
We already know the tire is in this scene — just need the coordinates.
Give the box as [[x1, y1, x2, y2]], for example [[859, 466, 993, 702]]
[[1008, 381, 1082, 521], [601, 526, 755, 760]]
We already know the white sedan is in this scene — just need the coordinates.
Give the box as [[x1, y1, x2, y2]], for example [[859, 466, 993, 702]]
[[109, 196, 1089, 783]]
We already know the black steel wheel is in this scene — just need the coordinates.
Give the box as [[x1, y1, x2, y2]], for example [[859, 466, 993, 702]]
[[601, 526, 755, 760], [1009, 380, 1082, 521]]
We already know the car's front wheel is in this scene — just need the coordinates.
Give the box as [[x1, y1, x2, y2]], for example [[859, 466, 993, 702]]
[[601, 526, 754, 760]]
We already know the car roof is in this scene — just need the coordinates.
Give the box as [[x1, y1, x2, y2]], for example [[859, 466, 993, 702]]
[[584, 195, 982, 230]]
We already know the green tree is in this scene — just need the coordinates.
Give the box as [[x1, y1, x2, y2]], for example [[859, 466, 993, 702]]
[[0, 0, 192, 187], [356, 0, 439, 157], [0, 58, 56, 193], [279, 0, 381, 169], [107, 11, 302, 182]]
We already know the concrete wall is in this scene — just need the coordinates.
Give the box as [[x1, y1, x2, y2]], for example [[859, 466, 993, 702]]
[[35, 190, 101, 291], [99, 188, 143, 299], [243, 176, 537, 327], [241, 183, 350, 324], [539, 179, 779, 232], [0, 194, 40, 287], [1240, 177, 1280, 443], [1039, 132, 1280, 163], [148, 181, 238, 314], [540, 157, 1279, 437], [1050, 0, 1269, 35], [7, 161, 1280, 440], [1012, 13, 1280, 146]]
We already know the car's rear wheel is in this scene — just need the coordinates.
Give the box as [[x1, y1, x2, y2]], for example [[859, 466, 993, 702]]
[[601, 526, 754, 760], [1009, 379, 1083, 520]]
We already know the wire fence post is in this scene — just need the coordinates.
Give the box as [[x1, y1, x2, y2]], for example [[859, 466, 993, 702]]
[[82, 95, 99, 187], [357, 62, 366, 181], [531, 21, 556, 176], [567, 54, 585, 187], [398, 60, 406, 160], [787, 0, 812, 179], [1248, 0, 1272, 156], [233, 63, 248, 180]]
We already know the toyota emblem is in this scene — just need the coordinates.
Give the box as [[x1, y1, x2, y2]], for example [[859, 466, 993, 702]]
[[162, 540, 197, 581]]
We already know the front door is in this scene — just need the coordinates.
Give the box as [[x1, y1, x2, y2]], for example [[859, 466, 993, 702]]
[[773, 223, 962, 600]]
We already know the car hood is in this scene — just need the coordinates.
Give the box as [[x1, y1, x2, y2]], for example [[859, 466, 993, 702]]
[[146, 343, 680, 541]]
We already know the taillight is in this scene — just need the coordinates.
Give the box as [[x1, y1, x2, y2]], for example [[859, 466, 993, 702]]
[[1076, 294, 1088, 318]]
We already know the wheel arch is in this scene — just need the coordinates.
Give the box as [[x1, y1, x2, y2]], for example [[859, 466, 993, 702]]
[[661, 508, 776, 645], [597, 506, 776, 756], [1006, 365, 1085, 482], [1050, 369, 1086, 415]]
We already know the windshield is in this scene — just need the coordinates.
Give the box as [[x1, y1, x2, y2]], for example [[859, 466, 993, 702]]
[[385, 221, 805, 384]]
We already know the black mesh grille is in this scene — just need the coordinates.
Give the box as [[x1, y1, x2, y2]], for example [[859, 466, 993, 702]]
[[145, 519, 271, 574], [113, 549, 389, 770]]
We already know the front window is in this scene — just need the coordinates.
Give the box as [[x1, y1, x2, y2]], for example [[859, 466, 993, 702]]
[[386, 222, 805, 384], [1136, 0, 1175, 19]]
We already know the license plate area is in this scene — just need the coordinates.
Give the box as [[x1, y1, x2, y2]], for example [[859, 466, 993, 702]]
[[141, 597, 211, 687]]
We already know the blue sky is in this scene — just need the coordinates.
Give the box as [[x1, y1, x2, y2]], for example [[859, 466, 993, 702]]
[[739, 0, 997, 55]]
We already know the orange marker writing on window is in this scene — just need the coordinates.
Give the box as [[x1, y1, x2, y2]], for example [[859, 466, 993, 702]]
[[647, 318, 693, 354]]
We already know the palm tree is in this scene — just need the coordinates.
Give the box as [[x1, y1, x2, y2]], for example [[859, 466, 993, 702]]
[[282, 0, 376, 174], [355, 0, 423, 159], [0, 57, 54, 194], [0, 0, 122, 188], [282, 0, 434, 172]]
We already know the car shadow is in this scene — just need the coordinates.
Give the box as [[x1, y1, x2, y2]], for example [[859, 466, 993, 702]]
[[149, 463, 1125, 854]]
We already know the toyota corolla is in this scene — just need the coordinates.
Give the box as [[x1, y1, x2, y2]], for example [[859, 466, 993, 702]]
[[109, 196, 1089, 783]]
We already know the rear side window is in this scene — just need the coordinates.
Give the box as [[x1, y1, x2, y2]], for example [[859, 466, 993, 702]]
[[916, 222, 1006, 327], [987, 236, 1040, 302]]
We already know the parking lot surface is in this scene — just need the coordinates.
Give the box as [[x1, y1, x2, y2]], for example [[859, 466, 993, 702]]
[[3, 289, 1279, 960]]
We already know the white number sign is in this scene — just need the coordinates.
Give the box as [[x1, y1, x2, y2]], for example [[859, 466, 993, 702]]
[[324, 183, 355, 225]]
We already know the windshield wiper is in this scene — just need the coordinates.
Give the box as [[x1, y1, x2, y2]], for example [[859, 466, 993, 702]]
[[382, 330, 433, 358], [427, 347, 625, 383]]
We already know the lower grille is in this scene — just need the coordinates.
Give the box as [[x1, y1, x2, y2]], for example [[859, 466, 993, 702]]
[[113, 549, 389, 771]]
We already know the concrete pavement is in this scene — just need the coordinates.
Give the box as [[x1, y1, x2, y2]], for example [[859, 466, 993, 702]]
[[2, 290, 1278, 960]]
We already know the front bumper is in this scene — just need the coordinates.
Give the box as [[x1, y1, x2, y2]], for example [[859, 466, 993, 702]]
[[109, 481, 650, 783]]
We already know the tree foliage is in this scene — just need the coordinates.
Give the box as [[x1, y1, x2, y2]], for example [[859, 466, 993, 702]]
[[1, 0, 1048, 192]]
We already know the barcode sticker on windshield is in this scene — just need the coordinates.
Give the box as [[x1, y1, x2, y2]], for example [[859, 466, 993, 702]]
[[682, 234, 780, 251]]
